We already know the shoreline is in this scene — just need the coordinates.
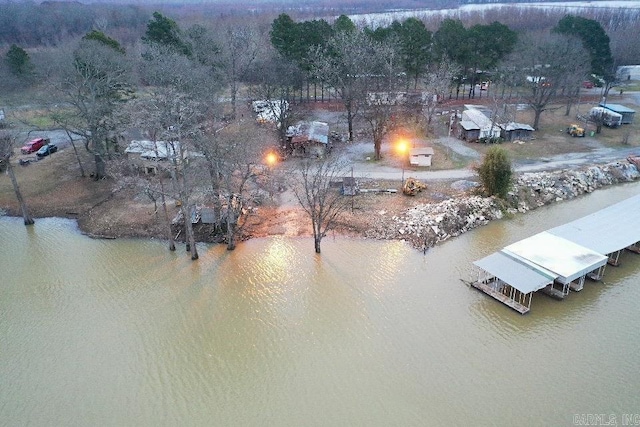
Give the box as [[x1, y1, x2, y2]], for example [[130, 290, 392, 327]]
[[3, 157, 639, 251]]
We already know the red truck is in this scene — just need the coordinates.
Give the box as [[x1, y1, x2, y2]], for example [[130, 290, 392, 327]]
[[20, 137, 49, 154]]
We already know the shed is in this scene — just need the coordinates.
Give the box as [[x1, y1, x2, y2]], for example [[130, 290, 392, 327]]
[[341, 177, 358, 196], [409, 147, 434, 167], [599, 103, 635, 124], [502, 122, 535, 142], [200, 207, 216, 224], [464, 104, 493, 119], [459, 108, 500, 141], [124, 140, 200, 174], [458, 120, 480, 141], [286, 121, 330, 158]]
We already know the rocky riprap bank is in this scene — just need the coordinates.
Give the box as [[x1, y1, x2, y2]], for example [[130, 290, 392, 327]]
[[365, 158, 640, 250]]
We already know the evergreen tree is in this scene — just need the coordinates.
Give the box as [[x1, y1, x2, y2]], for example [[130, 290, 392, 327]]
[[554, 15, 613, 79], [476, 146, 512, 199], [143, 12, 192, 57], [83, 30, 125, 54], [270, 13, 300, 61], [6, 44, 33, 77]]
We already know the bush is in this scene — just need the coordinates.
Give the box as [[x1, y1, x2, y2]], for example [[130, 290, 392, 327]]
[[476, 146, 512, 198]]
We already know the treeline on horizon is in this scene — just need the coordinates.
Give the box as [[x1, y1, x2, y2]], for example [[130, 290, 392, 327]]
[[1, 0, 639, 63]]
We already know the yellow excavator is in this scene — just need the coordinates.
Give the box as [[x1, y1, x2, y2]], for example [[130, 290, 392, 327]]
[[402, 177, 428, 196], [567, 123, 586, 137]]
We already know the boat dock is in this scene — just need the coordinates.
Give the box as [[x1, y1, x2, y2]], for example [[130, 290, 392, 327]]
[[471, 194, 640, 314]]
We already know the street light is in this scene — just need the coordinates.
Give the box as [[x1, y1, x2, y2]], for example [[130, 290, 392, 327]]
[[396, 140, 408, 183], [265, 151, 278, 167]]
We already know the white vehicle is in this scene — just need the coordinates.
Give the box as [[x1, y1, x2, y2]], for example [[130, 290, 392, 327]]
[[589, 107, 623, 128]]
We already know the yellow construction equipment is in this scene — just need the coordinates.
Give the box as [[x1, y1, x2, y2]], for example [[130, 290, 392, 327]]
[[402, 177, 428, 196], [567, 123, 586, 137]]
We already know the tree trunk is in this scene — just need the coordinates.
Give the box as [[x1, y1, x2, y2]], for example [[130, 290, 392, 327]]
[[159, 174, 175, 251], [231, 80, 238, 120], [564, 100, 573, 116], [533, 109, 543, 130], [346, 105, 354, 142], [314, 236, 321, 254], [226, 194, 236, 250], [183, 204, 198, 260], [94, 153, 106, 179], [205, 157, 222, 232], [64, 129, 85, 177], [6, 159, 34, 225], [374, 138, 382, 160]]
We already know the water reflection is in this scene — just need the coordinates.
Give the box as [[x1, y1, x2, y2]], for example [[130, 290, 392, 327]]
[[1, 182, 640, 425]]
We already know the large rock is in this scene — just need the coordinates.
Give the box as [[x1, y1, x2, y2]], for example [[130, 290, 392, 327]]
[[366, 158, 640, 250]]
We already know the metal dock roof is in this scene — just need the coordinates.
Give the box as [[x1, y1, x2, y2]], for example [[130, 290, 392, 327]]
[[473, 251, 556, 294], [503, 232, 608, 284], [548, 193, 640, 255]]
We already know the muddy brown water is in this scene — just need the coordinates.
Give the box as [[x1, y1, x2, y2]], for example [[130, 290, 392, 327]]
[[2, 182, 640, 425]]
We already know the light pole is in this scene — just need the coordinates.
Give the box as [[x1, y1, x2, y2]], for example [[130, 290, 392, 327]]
[[396, 140, 408, 184], [264, 151, 278, 199]]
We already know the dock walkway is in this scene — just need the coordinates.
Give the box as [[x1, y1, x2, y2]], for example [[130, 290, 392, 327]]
[[470, 281, 529, 314]]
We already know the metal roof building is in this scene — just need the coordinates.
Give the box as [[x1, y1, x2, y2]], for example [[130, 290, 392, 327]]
[[472, 251, 556, 313], [548, 193, 640, 267], [599, 103, 635, 124], [471, 195, 640, 314], [472, 233, 607, 314]]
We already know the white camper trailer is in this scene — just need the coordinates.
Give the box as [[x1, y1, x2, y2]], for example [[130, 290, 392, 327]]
[[589, 107, 623, 128]]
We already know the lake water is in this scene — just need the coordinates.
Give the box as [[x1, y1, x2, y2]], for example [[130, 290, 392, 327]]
[[1, 182, 640, 426], [347, 1, 640, 28]]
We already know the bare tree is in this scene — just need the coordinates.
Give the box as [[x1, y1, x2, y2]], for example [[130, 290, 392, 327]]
[[124, 95, 186, 252], [49, 36, 133, 179], [137, 43, 222, 260], [361, 39, 403, 161], [215, 23, 262, 120], [193, 120, 271, 250], [362, 100, 396, 161], [292, 156, 351, 254], [310, 30, 383, 143], [0, 131, 34, 225], [423, 56, 460, 128], [510, 32, 590, 129], [246, 52, 302, 147]]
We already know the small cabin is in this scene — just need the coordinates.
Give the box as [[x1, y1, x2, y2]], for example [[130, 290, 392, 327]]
[[409, 147, 434, 167], [502, 122, 535, 142]]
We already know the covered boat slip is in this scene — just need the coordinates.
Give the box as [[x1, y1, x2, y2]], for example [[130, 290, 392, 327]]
[[472, 194, 640, 314], [472, 233, 607, 314], [548, 193, 640, 268], [504, 232, 608, 294], [472, 252, 556, 314]]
